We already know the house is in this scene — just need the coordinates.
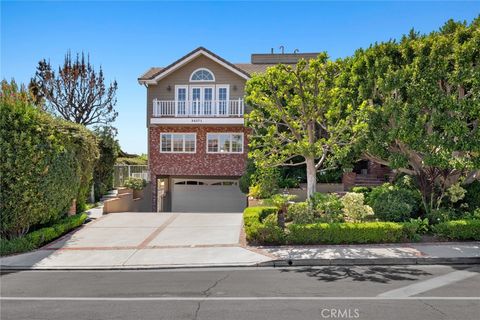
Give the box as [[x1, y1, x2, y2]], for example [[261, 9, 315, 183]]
[[138, 47, 391, 212], [138, 47, 320, 212]]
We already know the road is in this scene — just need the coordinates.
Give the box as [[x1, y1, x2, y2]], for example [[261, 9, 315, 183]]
[[1, 265, 479, 320]]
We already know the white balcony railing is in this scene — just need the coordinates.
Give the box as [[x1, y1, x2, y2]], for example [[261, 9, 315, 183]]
[[153, 99, 244, 117]]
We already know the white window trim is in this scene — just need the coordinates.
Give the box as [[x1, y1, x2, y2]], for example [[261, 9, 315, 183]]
[[190, 68, 215, 82], [206, 132, 244, 154], [216, 85, 230, 101], [174, 85, 189, 101], [160, 133, 197, 153]]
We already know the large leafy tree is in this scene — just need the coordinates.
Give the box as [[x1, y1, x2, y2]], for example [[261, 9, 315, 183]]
[[245, 54, 365, 199], [31, 51, 118, 126], [347, 17, 480, 213]]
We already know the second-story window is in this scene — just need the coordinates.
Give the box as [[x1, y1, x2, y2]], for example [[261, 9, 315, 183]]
[[160, 133, 196, 153], [190, 68, 215, 82], [207, 133, 243, 153]]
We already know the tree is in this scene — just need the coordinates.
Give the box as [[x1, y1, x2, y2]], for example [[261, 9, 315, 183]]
[[31, 51, 118, 126], [245, 53, 365, 199], [93, 127, 120, 200], [347, 17, 480, 213]]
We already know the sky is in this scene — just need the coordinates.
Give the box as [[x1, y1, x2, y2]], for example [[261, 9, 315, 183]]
[[2, 1, 479, 154]]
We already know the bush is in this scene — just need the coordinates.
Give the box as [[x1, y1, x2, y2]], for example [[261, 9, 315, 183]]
[[351, 186, 371, 198], [367, 183, 421, 222], [425, 208, 456, 224], [464, 180, 480, 211], [433, 219, 480, 240], [309, 193, 344, 223], [256, 213, 285, 244], [0, 213, 88, 256], [287, 202, 316, 224], [248, 167, 279, 199], [243, 206, 278, 243], [286, 221, 412, 245], [341, 193, 374, 222], [123, 178, 147, 190], [0, 83, 98, 239], [93, 127, 120, 200], [316, 168, 343, 183]]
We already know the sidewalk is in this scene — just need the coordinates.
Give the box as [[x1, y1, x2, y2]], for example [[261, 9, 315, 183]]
[[1, 241, 478, 270], [256, 242, 480, 267]]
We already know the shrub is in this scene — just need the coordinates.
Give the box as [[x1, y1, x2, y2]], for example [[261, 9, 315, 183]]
[[351, 186, 371, 198], [464, 180, 480, 211], [248, 167, 279, 199], [0, 213, 88, 256], [309, 193, 344, 223], [287, 202, 316, 224], [93, 127, 120, 200], [433, 219, 480, 240], [243, 206, 278, 243], [0, 84, 98, 239], [368, 184, 421, 222], [316, 168, 343, 183], [425, 208, 456, 224], [123, 178, 147, 190], [341, 193, 374, 222], [446, 183, 466, 204], [256, 213, 285, 244], [286, 221, 411, 245]]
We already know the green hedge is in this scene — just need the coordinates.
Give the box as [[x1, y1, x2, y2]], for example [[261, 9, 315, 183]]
[[243, 206, 278, 243], [287, 222, 410, 245], [0, 83, 98, 238], [243, 207, 419, 245], [433, 219, 480, 241], [0, 213, 88, 256]]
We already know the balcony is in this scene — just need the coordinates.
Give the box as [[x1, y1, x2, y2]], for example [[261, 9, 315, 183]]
[[151, 99, 245, 125]]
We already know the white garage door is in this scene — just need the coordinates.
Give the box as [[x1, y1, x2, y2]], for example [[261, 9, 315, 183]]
[[172, 179, 246, 212]]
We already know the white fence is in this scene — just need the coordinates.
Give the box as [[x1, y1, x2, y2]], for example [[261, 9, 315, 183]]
[[113, 165, 149, 187]]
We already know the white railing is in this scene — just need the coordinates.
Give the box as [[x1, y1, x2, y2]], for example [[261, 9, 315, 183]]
[[153, 99, 244, 117]]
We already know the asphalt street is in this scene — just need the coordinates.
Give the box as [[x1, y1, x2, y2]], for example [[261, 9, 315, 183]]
[[1, 265, 479, 320]]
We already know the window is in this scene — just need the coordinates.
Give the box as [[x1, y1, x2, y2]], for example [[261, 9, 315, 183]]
[[160, 133, 196, 153], [190, 68, 215, 82], [207, 133, 243, 153]]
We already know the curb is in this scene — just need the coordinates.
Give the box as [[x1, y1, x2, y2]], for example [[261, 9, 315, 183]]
[[258, 257, 480, 267], [2, 257, 479, 271]]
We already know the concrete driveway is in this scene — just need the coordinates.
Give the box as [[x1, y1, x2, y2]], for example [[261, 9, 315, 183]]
[[0, 212, 271, 269]]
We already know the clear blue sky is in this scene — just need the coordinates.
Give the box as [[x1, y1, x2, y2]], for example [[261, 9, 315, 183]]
[[2, 1, 479, 154]]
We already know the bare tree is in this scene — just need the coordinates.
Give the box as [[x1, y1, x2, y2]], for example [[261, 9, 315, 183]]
[[32, 51, 118, 126]]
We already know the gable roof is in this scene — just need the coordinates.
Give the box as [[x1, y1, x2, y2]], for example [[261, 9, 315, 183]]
[[138, 47, 251, 84]]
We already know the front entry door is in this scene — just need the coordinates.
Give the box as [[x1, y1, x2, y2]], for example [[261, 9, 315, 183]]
[[157, 177, 169, 212], [190, 86, 214, 116]]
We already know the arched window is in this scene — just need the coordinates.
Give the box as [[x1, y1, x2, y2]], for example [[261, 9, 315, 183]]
[[190, 68, 215, 82]]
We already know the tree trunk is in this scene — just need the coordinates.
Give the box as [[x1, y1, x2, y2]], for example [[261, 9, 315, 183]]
[[306, 157, 317, 199], [277, 205, 286, 230], [415, 171, 434, 215]]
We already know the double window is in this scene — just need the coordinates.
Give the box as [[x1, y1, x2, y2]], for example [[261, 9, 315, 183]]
[[160, 133, 196, 153], [207, 133, 243, 153]]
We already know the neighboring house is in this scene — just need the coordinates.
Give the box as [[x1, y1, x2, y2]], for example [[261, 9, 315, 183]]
[[138, 47, 391, 212], [138, 47, 319, 212]]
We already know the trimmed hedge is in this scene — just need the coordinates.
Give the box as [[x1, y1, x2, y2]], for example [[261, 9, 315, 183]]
[[0, 85, 98, 238], [287, 222, 409, 245], [0, 213, 88, 256], [243, 207, 420, 245], [243, 206, 277, 243], [433, 219, 480, 241]]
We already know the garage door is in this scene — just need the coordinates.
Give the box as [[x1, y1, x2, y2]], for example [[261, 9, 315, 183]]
[[171, 179, 246, 212]]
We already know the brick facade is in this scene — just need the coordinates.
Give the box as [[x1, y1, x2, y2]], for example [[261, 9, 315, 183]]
[[149, 125, 248, 178]]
